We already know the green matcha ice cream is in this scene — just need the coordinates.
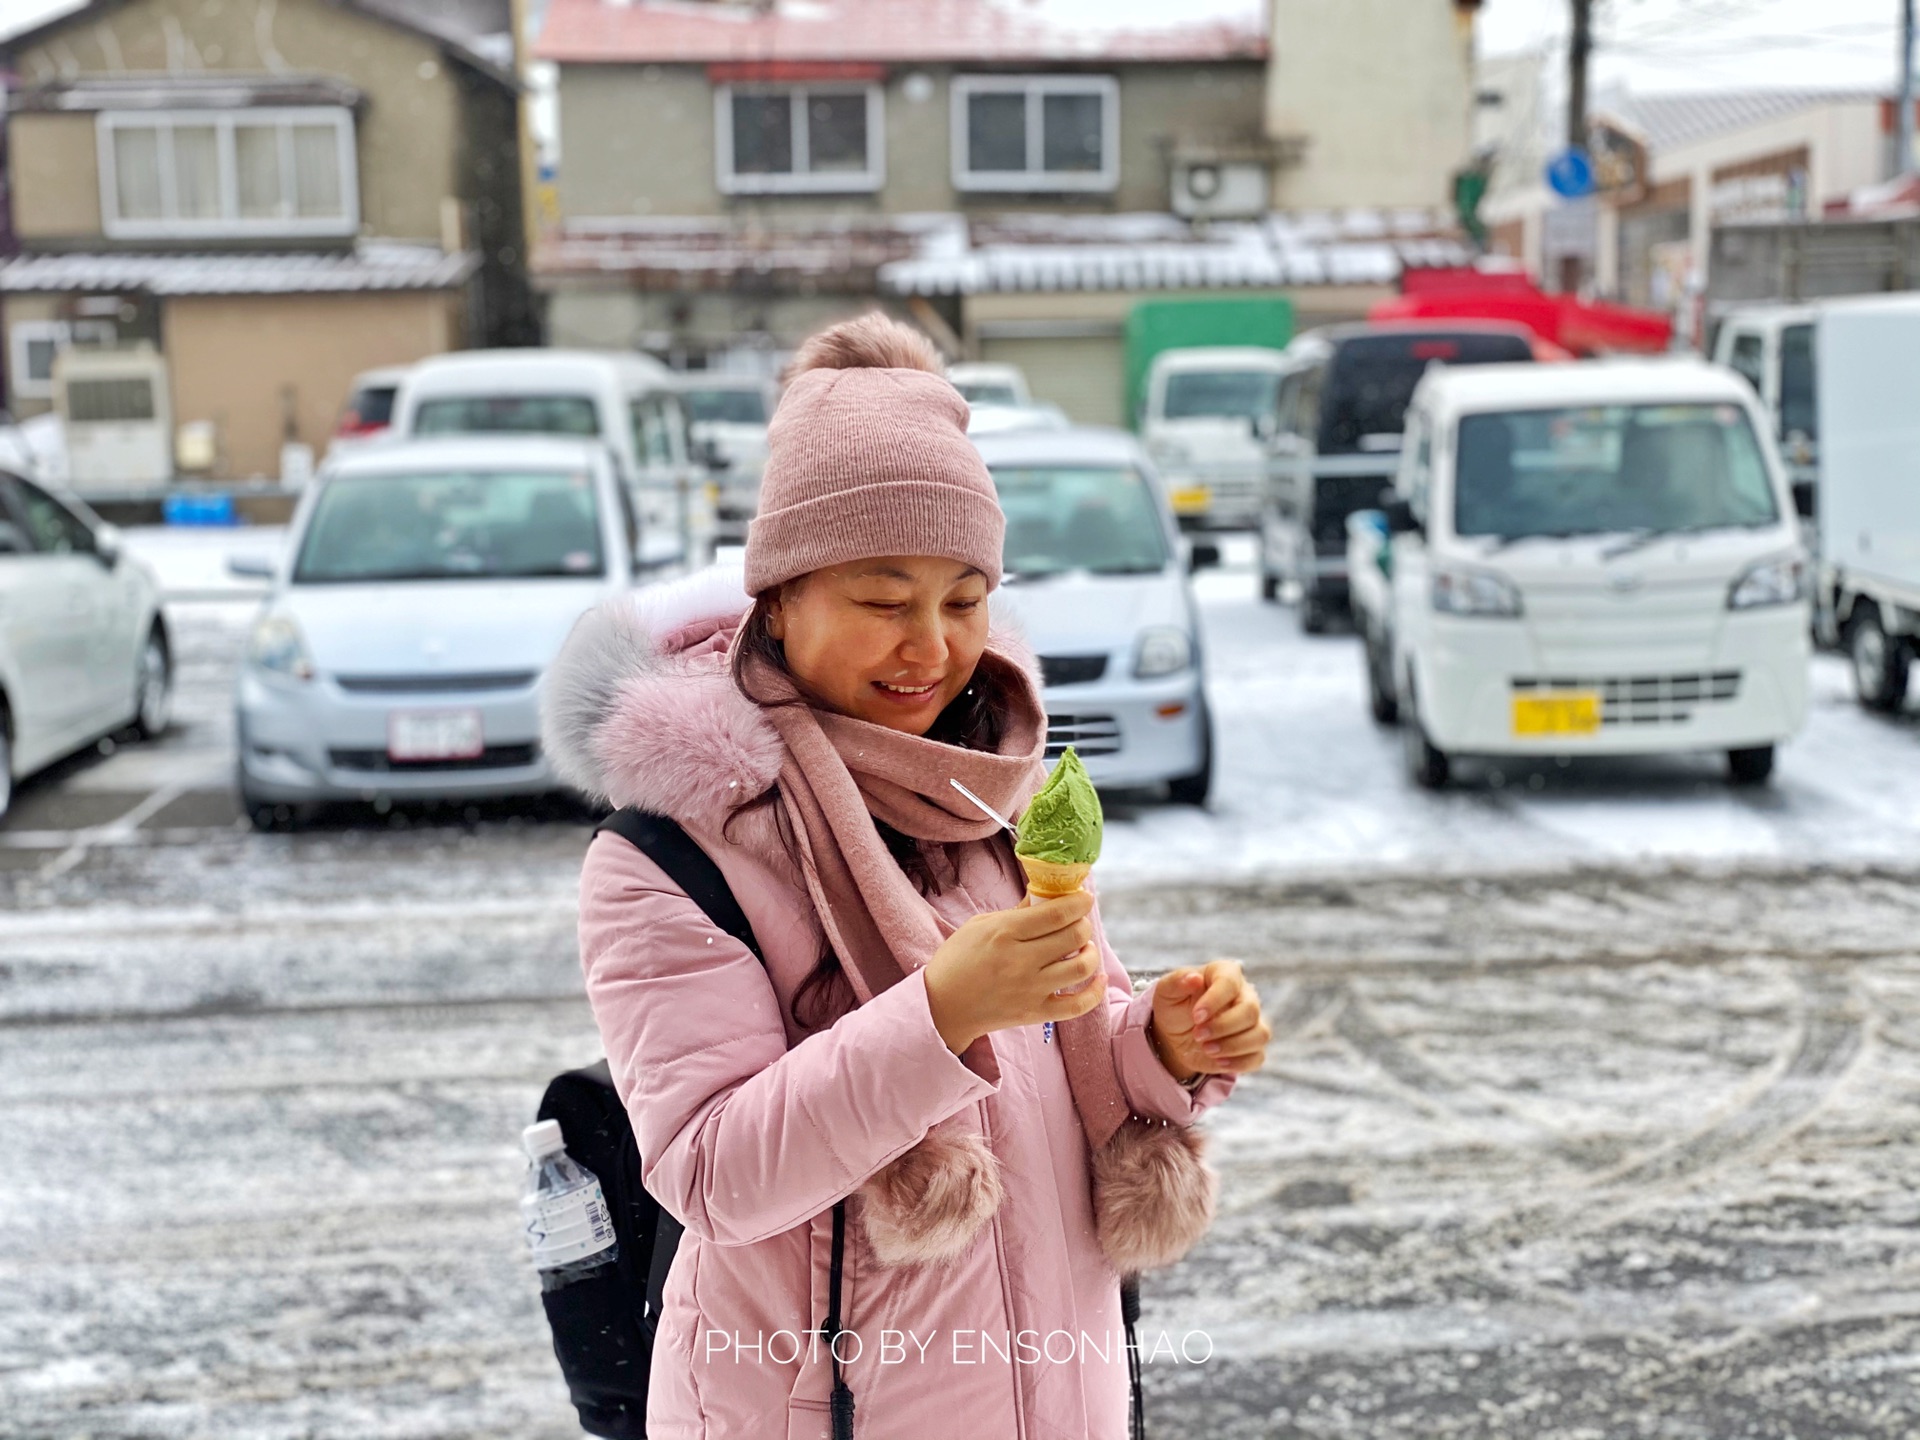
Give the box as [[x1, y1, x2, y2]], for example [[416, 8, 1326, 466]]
[[1016, 747, 1103, 867]]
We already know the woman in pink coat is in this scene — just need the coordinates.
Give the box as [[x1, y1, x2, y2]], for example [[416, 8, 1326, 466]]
[[542, 313, 1270, 1440]]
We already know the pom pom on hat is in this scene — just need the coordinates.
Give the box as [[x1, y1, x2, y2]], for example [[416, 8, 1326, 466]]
[[745, 312, 1005, 596]]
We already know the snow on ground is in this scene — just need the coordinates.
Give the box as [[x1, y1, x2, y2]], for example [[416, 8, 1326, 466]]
[[123, 523, 282, 599], [1096, 540, 1920, 884], [9, 534, 1920, 1438]]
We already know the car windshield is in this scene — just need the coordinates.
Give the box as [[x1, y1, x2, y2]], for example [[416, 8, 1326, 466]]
[[1322, 332, 1534, 454], [412, 394, 601, 437], [682, 388, 768, 425], [990, 465, 1170, 578], [1779, 323, 1817, 442], [1453, 403, 1781, 540], [957, 382, 1022, 407], [293, 470, 605, 583], [350, 385, 397, 426], [1161, 369, 1279, 421]]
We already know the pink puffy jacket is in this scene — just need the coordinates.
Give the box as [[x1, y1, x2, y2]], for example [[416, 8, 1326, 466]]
[[544, 571, 1234, 1440]]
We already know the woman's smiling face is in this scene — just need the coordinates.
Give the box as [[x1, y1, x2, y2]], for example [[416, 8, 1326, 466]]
[[766, 557, 991, 735]]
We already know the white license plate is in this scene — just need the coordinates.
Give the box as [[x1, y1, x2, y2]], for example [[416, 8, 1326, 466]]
[[388, 709, 484, 762]]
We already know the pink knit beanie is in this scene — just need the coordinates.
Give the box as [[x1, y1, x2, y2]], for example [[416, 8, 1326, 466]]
[[744, 313, 1005, 595]]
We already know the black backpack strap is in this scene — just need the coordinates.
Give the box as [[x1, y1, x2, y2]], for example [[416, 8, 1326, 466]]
[[1122, 1274, 1145, 1439], [593, 807, 852, 1434], [594, 808, 763, 961]]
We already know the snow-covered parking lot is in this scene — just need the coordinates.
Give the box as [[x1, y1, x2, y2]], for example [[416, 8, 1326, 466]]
[[1, 531, 1917, 1437]]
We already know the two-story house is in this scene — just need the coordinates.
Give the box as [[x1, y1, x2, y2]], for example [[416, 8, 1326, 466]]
[[533, 0, 1473, 427], [0, 0, 538, 483]]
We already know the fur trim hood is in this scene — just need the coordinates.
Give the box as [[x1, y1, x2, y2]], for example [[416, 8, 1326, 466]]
[[542, 562, 1041, 826]]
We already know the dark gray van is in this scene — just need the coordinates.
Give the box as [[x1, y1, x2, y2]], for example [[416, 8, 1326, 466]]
[[1259, 322, 1537, 631]]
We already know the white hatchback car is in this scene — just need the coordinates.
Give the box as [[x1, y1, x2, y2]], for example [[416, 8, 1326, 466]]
[[0, 470, 171, 820], [1382, 360, 1810, 788], [231, 436, 645, 824], [974, 427, 1216, 803]]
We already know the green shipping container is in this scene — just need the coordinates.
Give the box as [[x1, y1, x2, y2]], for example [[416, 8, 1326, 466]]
[[1124, 295, 1295, 429]]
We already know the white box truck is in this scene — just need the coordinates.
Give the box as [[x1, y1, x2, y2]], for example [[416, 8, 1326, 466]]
[[1820, 294, 1920, 710]]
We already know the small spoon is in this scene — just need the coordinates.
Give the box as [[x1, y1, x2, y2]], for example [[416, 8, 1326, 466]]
[[949, 778, 1017, 835]]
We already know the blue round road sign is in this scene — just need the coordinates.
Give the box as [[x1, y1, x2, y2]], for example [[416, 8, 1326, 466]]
[[1546, 147, 1595, 199]]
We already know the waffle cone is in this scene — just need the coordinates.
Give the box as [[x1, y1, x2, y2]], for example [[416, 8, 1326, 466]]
[[1019, 855, 1092, 898]]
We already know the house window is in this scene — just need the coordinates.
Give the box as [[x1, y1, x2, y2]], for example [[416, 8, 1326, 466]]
[[952, 76, 1118, 192], [98, 109, 358, 238], [714, 85, 884, 194]]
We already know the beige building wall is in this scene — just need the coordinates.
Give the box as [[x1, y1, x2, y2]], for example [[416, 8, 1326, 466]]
[[554, 62, 1266, 219], [9, 114, 103, 240], [164, 292, 461, 479], [8, 0, 461, 243], [1267, 0, 1474, 210]]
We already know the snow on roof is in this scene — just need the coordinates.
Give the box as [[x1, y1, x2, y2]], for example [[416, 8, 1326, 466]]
[[7, 74, 364, 112], [1594, 88, 1882, 156], [1421, 356, 1749, 412], [535, 0, 1268, 65], [533, 209, 1468, 295], [0, 244, 479, 297], [881, 210, 1470, 296]]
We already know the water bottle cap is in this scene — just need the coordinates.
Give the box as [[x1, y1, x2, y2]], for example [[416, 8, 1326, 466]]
[[523, 1119, 566, 1160]]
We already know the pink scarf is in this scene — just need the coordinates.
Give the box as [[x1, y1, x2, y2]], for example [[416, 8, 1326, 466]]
[[741, 640, 1133, 1151]]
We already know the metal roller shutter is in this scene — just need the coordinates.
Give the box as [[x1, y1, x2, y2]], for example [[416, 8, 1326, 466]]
[[979, 332, 1127, 429]]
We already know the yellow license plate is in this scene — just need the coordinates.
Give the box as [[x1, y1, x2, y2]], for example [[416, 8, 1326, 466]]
[[1512, 692, 1602, 736], [1170, 485, 1211, 515]]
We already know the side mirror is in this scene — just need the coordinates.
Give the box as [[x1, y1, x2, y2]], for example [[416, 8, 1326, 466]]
[[1188, 540, 1221, 573], [227, 552, 276, 580], [694, 437, 731, 472], [1381, 497, 1422, 536], [92, 520, 122, 568], [0, 521, 27, 555], [1249, 412, 1278, 443], [1792, 478, 1816, 520]]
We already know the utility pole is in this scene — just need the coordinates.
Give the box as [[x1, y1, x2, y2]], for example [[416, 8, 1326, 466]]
[[1559, 0, 1595, 295], [1900, 0, 1916, 178], [1568, 0, 1593, 150]]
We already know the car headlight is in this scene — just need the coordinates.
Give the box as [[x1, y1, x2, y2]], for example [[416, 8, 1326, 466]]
[[1728, 552, 1809, 610], [1134, 626, 1193, 678], [249, 612, 315, 680], [1431, 565, 1523, 618], [1149, 439, 1192, 468]]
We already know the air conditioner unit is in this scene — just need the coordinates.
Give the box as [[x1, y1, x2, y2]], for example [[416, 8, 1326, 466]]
[[1171, 159, 1269, 220]]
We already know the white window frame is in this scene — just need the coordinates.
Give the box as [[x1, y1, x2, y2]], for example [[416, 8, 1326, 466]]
[[951, 74, 1119, 193], [713, 83, 886, 195], [97, 107, 360, 240]]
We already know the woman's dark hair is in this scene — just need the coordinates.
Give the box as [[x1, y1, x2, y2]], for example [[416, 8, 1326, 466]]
[[725, 586, 1006, 1032]]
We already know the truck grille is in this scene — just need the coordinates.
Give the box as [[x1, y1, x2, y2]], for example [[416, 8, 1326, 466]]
[[1046, 714, 1121, 758], [1039, 654, 1108, 687], [333, 672, 537, 694], [1512, 672, 1741, 726], [329, 744, 540, 773]]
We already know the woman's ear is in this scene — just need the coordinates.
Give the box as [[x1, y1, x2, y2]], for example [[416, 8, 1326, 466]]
[[763, 590, 786, 641]]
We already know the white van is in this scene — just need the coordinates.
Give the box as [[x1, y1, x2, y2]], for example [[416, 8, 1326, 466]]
[[1710, 302, 1818, 510], [1381, 359, 1809, 789], [392, 349, 704, 562], [1140, 346, 1291, 530]]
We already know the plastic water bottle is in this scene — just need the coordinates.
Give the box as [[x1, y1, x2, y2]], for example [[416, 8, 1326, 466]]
[[521, 1119, 619, 1292]]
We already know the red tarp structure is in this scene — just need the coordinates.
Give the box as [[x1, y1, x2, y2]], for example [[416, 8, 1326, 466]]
[[1369, 267, 1672, 356]]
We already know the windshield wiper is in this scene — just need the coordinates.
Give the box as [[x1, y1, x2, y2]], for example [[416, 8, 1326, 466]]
[[1086, 563, 1165, 576]]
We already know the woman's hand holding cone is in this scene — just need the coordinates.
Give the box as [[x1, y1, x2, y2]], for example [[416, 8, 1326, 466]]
[[924, 890, 1106, 1054]]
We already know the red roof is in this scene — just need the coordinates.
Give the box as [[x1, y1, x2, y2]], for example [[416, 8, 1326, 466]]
[[535, 0, 1269, 66]]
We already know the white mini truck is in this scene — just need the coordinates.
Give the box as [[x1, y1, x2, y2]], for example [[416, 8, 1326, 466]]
[[1379, 359, 1811, 788]]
